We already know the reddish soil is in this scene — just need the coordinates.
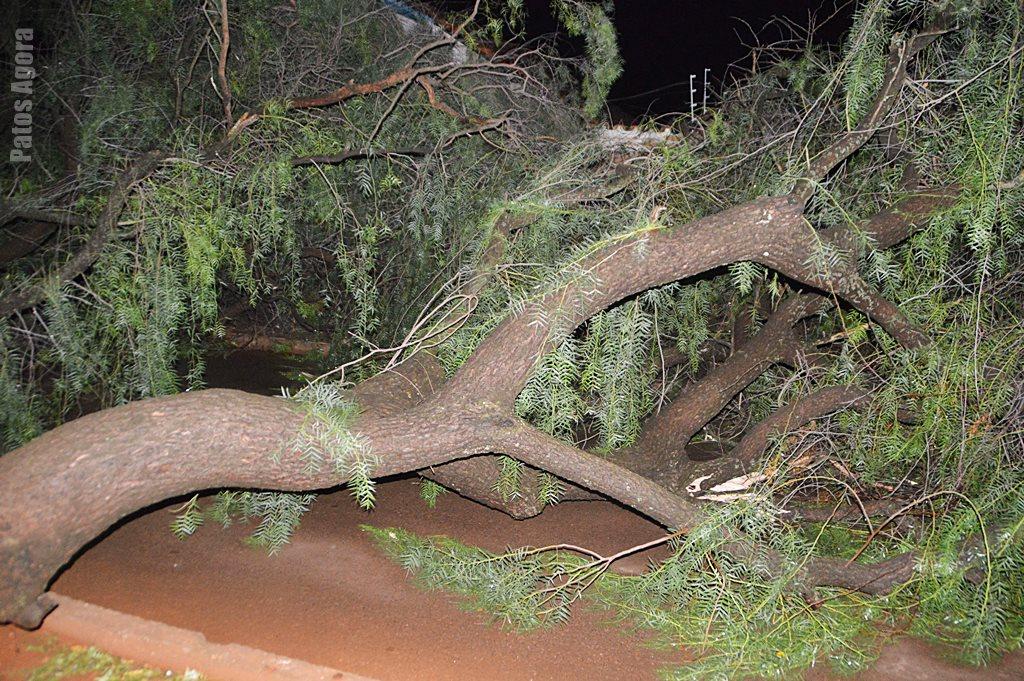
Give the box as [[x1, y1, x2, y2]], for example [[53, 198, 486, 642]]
[[2, 595, 367, 681], [1, 628, 52, 678], [2, 351, 1022, 680], [17, 481, 684, 680], [2, 480, 1022, 680]]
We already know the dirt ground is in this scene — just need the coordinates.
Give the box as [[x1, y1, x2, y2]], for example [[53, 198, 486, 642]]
[[0, 478, 1021, 680], [3, 351, 1023, 680], [3, 480, 683, 680]]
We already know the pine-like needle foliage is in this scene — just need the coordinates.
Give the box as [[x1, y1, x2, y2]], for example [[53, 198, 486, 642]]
[[3, 0, 1024, 675], [26, 639, 203, 680], [364, 3, 1024, 673]]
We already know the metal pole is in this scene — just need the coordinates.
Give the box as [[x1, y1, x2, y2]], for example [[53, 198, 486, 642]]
[[689, 74, 696, 122], [703, 68, 710, 114]]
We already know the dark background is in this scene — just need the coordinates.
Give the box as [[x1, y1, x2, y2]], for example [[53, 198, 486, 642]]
[[435, 0, 855, 122]]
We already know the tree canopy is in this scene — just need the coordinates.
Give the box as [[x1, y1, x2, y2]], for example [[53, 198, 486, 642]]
[[1, 0, 1023, 677]]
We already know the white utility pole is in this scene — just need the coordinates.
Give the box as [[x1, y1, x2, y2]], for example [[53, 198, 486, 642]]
[[703, 68, 710, 114], [689, 74, 696, 122]]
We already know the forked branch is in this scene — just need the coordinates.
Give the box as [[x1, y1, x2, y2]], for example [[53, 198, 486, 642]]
[[792, 20, 947, 204], [0, 151, 167, 317]]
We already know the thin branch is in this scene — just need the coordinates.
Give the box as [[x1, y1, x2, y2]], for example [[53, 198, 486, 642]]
[[416, 75, 497, 126], [0, 206, 86, 228], [289, 146, 430, 166], [996, 168, 1024, 191], [792, 21, 948, 205], [0, 151, 167, 317], [216, 0, 233, 127], [286, 65, 426, 110], [436, 116, 509, 151]]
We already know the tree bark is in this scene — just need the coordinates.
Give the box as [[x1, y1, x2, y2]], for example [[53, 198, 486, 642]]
[[0, 187, 962, 628], [0, 151, 166, 317], [0, 388, 521, 628], [729, 385, 871, 463]]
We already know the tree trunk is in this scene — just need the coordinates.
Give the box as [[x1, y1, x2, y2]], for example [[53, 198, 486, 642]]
[[0, 186, 961, 628]]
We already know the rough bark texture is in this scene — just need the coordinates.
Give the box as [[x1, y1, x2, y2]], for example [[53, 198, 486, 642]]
[[729, 385, 871, 463], [0, 221, 59, 265], [629, 293, 826, 464], [792, 22, 946, 204], [0, 9, 978, 634], [0, 389, 519, 627], [0, 151, 166, 317], [0, 185, 962, 629], [440, 194, 930, 414]]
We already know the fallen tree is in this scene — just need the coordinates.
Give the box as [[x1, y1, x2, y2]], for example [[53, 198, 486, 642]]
[[1, 0, 1022, 674], [0, 174, 956, 622]]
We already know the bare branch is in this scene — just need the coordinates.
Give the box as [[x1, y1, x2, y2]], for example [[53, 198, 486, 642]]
[[289, 147, 430, 166], [729, 385, 871, 463], [439, 191, 943, 411], [625, 293, 827, 467], [0, 206, 86, 228], [792, 22, 948, 205], [0, 151, 167, 317], [216, 0, 233, 127]]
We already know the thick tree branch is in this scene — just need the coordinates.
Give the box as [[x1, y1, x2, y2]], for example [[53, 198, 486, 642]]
[[439, 195, 928, 412], [0, 388, 517, 628], [427, 186, 960, 512], [0, 174, 968, 628], [729, 385, 871, 463], [603, 186, 958, 492], [628, 293, 827, 465], [0, 206, 86, 228], [783, 497, 917, 524], [792, 22, 947, 205], [0, 375, 984, 629], [0, 222, 59, 266], [496, 419, 971, 599], [0, 151, 167, 317]]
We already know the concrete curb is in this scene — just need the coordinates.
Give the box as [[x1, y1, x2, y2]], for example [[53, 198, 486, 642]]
[[43, 593, 377, 681]]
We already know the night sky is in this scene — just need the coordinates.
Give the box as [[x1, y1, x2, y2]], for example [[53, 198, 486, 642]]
[[601, 0, 854, 120], [438, 0, 855, 122]]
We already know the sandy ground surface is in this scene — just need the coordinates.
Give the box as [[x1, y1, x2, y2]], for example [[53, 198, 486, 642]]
[[1, 479, 1021, 680], [3, 481, 682, 680], [3, 351, 1022, 680]]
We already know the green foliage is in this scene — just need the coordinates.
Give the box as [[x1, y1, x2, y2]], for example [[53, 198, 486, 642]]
[[728, 261, 764, 297], [172, 490, 317, 555], [579, 297, 657, 449], [367, 493, 1024, 679], [536, 472, 566, 507], [241, 492, 319, 554], [666, 281, 713, 375], [3, 0, 1024, 675], [170, 494, 205, 539], [515, 337, 584, 440], [418, 478, 448, 508], [493, 455, 526, 502], [0, 330, 42, 453], [911, 490, 1024, 665], [363, 524, 587, 629], [26, 638, 202, 680], [0, 0, 571, 433], [551, 1, 623, 118], [841, 0, 892, 127], [364, 508, 891, 677], [285, 381, 378, 509]]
